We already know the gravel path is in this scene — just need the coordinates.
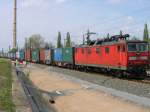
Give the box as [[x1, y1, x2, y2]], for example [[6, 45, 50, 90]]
[[34, 64, 150, 98]]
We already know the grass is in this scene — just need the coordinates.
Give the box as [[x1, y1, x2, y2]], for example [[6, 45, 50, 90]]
[[0, 59, 15, 112]]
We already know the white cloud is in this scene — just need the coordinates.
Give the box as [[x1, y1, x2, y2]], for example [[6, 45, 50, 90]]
[[107, 0, 124, 4], [127, 16, 134, 21], [120, 16, 136, 34], [21, 0, 67, 8], [56, 0, 68, 3], [21, 0, 47, 7]]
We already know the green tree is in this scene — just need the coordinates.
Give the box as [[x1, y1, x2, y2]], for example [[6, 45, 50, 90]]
[[65, 32, 71, 47], [9, 48, 17, 53], [25, 34, 45, 49], [107, 33, 110, 38], [143, 23, 149, 42], [57, 32, 62, 48]]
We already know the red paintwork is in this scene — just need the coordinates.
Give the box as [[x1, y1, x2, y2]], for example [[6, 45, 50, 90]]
[[127, 52, 149, 65], [25, 49, 31, 61], [75, 41, 149, 70], [40, 48, 45, 63], [149, 51, 150, 62]]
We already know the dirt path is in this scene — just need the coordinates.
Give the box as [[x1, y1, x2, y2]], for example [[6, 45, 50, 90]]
[[24, 65, 150, 112]]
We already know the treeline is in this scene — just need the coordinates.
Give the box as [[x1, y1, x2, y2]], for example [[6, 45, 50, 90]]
[[9, 23, 149, 52], [24, 32, 72, 50]]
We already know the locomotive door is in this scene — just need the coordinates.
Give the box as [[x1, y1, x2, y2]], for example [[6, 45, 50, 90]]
[[118, 44, 125, 68], [118, 45, 124, 68]]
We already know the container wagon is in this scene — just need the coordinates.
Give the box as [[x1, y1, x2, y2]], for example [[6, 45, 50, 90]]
[[45, 49, 53, 65], [16, 51, 20, 60], [19, 50, 25, 61], [39, 48, 45, 64], [62, 47, 75, 68], [25, 49, 31, 62], [54, 48, 63, 66], [32, 49, 40, 63]]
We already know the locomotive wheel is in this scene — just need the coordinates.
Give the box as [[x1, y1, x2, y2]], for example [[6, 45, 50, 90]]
[[115, 71, 122, 78]]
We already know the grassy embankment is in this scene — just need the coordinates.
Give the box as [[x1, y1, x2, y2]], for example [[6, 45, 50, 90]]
[[0, 59, 15, 112]]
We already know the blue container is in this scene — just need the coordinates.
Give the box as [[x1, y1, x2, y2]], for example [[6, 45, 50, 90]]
[[54, 48, 63, 62]]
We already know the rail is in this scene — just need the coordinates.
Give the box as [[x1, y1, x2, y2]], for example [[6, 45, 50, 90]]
[[16, 67, 55, 112]]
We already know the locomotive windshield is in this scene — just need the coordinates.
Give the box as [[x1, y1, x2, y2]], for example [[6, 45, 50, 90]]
[[138, 44, 148, 52], [128, 44, 137, 51], [128, 43, 148, 52]]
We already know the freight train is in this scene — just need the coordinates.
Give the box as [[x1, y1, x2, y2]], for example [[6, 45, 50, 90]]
[[0, 34, 149, 78]]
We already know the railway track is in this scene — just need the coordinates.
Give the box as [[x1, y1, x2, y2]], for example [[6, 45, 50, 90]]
[[34, 63, 150, 84], [16, 67, 55, 112], [131, 78, 150, 84], [61, 65, 150, 84], [36, 64, 150, 98]]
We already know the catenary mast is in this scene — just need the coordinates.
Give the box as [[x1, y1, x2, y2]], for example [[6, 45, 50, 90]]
[[13, 0, 17, 49]]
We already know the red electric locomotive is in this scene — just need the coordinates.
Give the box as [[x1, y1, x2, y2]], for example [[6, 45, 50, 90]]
[[75, 34, 149, 77]]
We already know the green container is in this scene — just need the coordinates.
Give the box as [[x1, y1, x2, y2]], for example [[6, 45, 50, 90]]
[[63, 47, 74, 64], [19, 50, 25, 60], [32, 49, 39, 63]]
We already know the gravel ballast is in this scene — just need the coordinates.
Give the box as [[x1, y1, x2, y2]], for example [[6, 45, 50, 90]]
[[34, 64, 150, 98]]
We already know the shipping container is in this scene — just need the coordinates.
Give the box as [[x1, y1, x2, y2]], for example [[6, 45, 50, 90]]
[[8, 53, 15, 60], [54, 48, 63, 62], [45, 49, 53, 65], [62, 47, 74, 64], [19, 50, 25, 61], [39, 48, 45, 63], [16, 51, 20, 59], [32, 49, 40, 63], [25, 49, 31, 61]]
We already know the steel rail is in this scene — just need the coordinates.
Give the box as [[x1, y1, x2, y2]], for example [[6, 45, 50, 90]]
[[16, 68, 54, 112]]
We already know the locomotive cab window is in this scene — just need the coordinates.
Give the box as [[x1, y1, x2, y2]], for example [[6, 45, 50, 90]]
[[128, 43, 137, 52], [128, 43, 148, 52], [138, 44, 148, 52], [105, 47, 109, 54]]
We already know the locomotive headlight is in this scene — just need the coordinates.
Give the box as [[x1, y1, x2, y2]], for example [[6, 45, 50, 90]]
[[129, 57, 136, 60], [140, 56, 148, 60], [129, 56, 148, 60]]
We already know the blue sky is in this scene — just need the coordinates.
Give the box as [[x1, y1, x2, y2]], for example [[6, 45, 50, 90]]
[[0, 0, 150, 50]]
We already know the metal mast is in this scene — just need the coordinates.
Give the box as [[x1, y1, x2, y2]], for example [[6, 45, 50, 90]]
[[13, 0, 17, 49]]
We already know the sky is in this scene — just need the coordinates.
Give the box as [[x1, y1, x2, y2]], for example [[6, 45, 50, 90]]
[[0, 0, 150, 50]]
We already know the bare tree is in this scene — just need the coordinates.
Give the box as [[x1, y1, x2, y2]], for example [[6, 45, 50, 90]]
[[25, 34, 45, 49]]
